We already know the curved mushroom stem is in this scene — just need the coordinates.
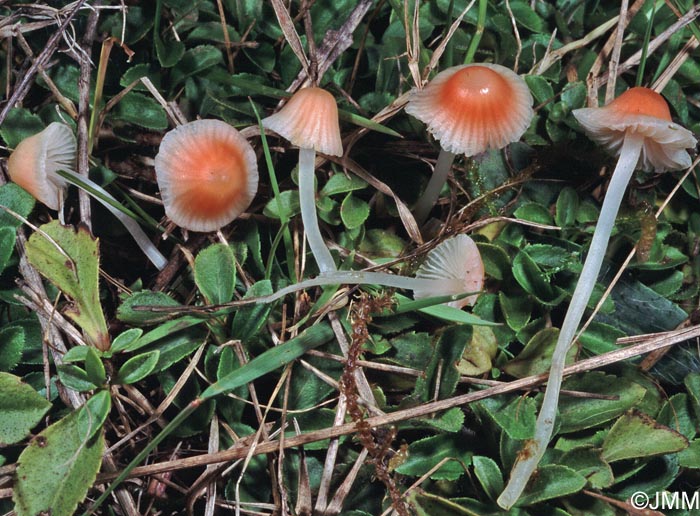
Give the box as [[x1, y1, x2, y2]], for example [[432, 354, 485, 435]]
[[299, 147, 337, 273], [413, 149, 456, 224], [249, 270, 454, 305], [57, 169, 168, 271], [498, 132, 644, 509]]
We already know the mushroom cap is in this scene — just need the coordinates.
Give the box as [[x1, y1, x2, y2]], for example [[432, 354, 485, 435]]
[[154, 119, 259, 232], [573, 87, 697, 172], [413, 234, 485, 309], [7, 122, 76, 210], [405, 63, 534, 156], [262, 87, 343, 157]]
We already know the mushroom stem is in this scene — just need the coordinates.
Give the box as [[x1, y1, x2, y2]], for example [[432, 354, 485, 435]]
[[299, 147, 336, 273], [413, 149, 456, 224], [56, 169, 168, 271], [498, 132, 644, 509], [251, 270, 454, 305]]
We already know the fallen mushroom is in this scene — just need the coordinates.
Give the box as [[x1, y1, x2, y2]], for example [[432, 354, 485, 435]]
[[405, 63, 534, 224], [498, 86, 697, 509], [154, 119, 259, 233], [7, 122, 168, 270], [262, 87, 343, 273]]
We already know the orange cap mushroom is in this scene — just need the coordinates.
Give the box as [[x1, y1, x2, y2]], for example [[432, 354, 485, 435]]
[[499, 88, 697, 509], [262, 87, 343, 157], [7, 122, 75, 210], [154, 119, 259, 232], [573, 86, 696, 171], [406, 63, 533, 156]]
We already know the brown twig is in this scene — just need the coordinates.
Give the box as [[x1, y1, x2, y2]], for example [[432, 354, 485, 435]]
[[0, 0, 86, 128]]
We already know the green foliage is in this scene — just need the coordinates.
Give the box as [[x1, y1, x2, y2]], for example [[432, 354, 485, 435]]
[[4, 0, 700, 514], [25, 221, 108, 350], [0, 373, 51, 445], [13, 392, 108, 516]]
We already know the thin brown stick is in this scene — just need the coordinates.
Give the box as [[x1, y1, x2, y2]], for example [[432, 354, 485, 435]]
[[91, 324, 700, 483], [0, 0, 86, 128], [75, 1, 102, 230]]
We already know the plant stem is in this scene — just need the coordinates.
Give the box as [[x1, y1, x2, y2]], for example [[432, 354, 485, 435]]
[[497, 133, 644, 509], [414, 149, 456, 224], [464, 0, 487, 64], [299, 147, 336, 273]]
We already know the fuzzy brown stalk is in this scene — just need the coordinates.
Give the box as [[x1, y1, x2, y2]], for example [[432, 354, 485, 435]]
[[340, 293, 410, 516]]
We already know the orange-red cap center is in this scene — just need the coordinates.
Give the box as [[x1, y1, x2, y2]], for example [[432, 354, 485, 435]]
[[606, 87, 672, 121], [436, 65, 516, 133], [440, 66, 511, 107], [176, 136, 248, 219]]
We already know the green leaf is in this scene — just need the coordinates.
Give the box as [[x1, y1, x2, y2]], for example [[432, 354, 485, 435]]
[[394, 434, 472, 480], [677, 439, 700, 468], [117, 290, 182, 325], [230, 280, 274, 341], [503, 328, 574, 377], [84, 347, 106, 386], [155, 35, 185, 68], [508, 1, 545, 32], [517, 464, 586, 506], [340, 193, 370, 230], [559, 446, 614, 489], [499, 292, 531, 331], [116, 351, 160, 384], [77, 390, 111, 441], [320, 173, 368, 197], [113, 91, 168, 130], [13, 395, 106, 516], [25, 221, 109, 350], [513, 202, 553, 225], [476, 242, 510, 281], [415, 326, 471, 401], [0, 372, 51, 445], [477, 395, 536, 440], [0, 326, 24, 372], [194, 243, 236, 305], [57, 364, 99, 392], [473, 455, 504, 501], [456, 326, 498, 376], [558, 373, 647, 433], [151, 328, 206, 373], [657, 393, 696, 439], [171, 45, 223, 86], [0, 183, 36, 229], [512, 250, 565, 305], [202, 323, 335, 399], [602, 411, 688, 462], [263, 190, 300, 219], [555, 187, 580, 228], [0, 226, 17, 274], [110, 328, 144, 354], [0, 108, 45, 148], [524, 75, 554, 104]]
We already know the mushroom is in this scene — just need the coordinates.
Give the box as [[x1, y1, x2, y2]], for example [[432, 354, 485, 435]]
[[226, 233, 484, 307], [498, 86, 697, 509], [262, 87, 342, 273], [405, 63, 534, 224], [413, 234, 484, 307], [154, 119, 259, 233], [7, 122, 168, 270]]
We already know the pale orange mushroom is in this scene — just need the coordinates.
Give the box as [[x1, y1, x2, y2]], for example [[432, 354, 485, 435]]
[[262, 87, 342, 273], [498, 87, 697, 509], [406, 63, 533, 223], [155, 119, 259, 233], [7, 122, 167, 269]]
